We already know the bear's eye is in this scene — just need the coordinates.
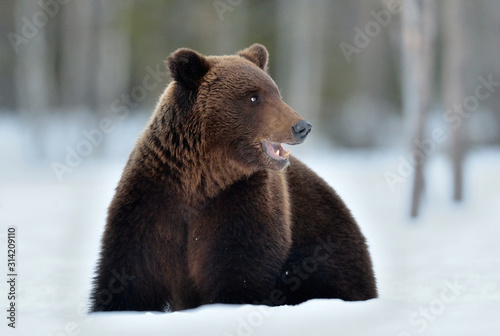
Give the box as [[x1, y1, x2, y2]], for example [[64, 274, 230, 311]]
[[250, 95, 261, 104]]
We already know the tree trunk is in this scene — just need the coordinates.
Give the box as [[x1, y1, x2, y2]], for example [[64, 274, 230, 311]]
[[403, 0, 437, 217], [443, 0, 467, 202]]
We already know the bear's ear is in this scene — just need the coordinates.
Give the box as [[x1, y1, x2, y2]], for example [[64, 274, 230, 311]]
[[237, 44, 269, 72], [167, 48, 211, 90]]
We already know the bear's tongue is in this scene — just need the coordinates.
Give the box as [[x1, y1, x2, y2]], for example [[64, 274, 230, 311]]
[[263, 141, 290, 160]]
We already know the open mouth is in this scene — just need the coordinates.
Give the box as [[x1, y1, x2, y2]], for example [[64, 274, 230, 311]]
[[261, 141, 291, 162]]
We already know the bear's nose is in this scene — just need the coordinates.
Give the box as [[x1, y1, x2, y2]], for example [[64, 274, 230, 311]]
[[292, 120, 312, 142]]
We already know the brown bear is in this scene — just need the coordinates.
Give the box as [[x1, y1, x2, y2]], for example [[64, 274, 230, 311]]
[[90, 44, 377, 312]]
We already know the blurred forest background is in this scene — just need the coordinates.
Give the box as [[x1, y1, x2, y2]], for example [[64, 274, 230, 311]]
[[3, 3, 500, 334], [1, 0, 500, 214]]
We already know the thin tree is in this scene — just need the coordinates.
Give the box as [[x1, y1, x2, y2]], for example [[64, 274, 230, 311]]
[[443, 0, 467, 202], [403, 0, 437, 217]]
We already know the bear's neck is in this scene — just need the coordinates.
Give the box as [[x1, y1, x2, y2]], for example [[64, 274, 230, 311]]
[[138, 118, 249, 206]]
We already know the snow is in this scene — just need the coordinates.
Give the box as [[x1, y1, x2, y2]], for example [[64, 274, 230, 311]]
[[1, 118, 500, 335]]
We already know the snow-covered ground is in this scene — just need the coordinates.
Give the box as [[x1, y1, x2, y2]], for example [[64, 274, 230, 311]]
[[1, 117, 499, 335]]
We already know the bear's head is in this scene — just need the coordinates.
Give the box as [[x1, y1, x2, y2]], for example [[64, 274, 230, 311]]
[[164, 44, 311, 173]]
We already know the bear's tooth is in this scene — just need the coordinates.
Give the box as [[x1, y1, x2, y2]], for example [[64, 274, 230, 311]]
[[282, 150, 290, 158], [275, 149, 280, 156]]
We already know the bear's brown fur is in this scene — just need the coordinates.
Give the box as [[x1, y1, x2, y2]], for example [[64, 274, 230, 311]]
[[90, 44, 377, 312]]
